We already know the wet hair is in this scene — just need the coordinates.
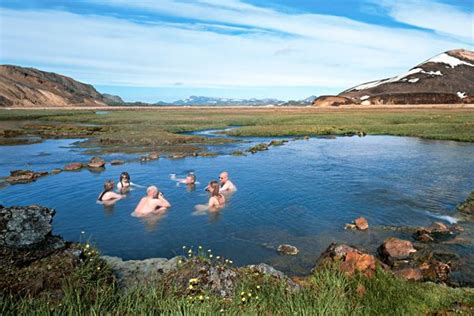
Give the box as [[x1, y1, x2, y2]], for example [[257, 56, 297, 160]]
[[209, 181, 221, 197], [120, 172, 130, 187], [98, 180, 114, 201]]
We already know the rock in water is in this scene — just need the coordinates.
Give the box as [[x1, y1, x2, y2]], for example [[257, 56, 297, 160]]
[[457, 190, 474, 218], [110, 160, 125, 165], [64, 162, 83, 171], [6, 170, 48, 184], [0, 205, 55, 248], [354, 217, 369, 230], [378, 238, 417, 264], [277, 244, 299, 255], [88, 156, 106, 168], [414, 222, 457, 243]]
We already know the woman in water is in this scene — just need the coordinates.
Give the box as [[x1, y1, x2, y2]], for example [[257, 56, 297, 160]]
[[208, 181, 225, 210], [98, 180, 123, 202], [117, 172, 143, 192]]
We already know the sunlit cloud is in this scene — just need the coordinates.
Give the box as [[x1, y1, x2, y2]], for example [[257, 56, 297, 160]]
[[0, 0, 471, 101]]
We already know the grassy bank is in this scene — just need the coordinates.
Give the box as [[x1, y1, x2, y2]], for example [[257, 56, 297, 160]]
[[1, 249, 473, 315], [0, 108, 473, 154]]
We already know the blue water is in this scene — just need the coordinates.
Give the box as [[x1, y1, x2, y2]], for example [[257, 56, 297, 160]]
[[1, 134, 473, 278]]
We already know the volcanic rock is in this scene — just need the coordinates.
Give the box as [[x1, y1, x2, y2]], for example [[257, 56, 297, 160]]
[[162, 258, 239, 298], [6, 170, 48, 184], [64, 162, 83, 171], [354, 217, 369, 230], [314, 243, 380, 277], [101, 256, 181, 289], [277, 244, 299, 255], [246, 263, 301, 291], [87, 156, 106, 168], [110, 160, 125, 165], [378, 238, 417, 265], [414, 222, 457, 243], [0, 205, 55, 248]]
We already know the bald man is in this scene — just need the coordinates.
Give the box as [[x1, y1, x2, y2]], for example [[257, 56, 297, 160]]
[[219, 171, 236, 193], [133, 186, 171, 217]]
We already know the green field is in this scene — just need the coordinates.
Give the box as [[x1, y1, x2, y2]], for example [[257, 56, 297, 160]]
[[0, 108, 473, 155]]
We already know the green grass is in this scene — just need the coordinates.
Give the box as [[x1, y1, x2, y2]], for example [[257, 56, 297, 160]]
[[1, 253, 473, 315], [0, 108, 473, 154]]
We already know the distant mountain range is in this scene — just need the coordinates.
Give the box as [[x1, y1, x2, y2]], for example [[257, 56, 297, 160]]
[[314, 49, 473, 106], [1, 48, 472, 107], [154, 95, 317, 106]]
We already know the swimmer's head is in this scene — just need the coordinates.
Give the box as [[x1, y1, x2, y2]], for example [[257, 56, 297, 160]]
[[186, 173, 196, 184], [120, 172, 130, 181], [147, 185, 159, 198], [219, 171, 229, 183], [104, 180, 114, 192]]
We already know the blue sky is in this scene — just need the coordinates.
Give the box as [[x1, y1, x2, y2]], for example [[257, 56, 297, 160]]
[[0, 0, 472, 102]]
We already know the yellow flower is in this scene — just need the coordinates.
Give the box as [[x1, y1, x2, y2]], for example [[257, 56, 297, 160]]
[[188, 284, 194, 290], [178, 260, 182, 264], [241, 297, 246, 302], [199, 295, 204, 300], [207, 249, 212, 252], [97, 267, 101, 270], [256, 285, 261, 289], [240, 291, 245, 296], [247, 293, 252, 297], [188, 249, 192, 253], [85, 244, 90, 249], [198, 245, 203, 249], [209, 254, 213, 258], [256, 296, 259, 300], [216, 256, 221, 259], [189, 278, 199, 284], [229, 260, 233, 264]]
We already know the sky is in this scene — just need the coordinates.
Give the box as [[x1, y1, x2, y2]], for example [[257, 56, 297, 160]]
[[0, 0, 472, 102]]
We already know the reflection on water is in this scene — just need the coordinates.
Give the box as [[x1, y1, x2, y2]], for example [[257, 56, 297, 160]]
[[0, 135, 474, 280]]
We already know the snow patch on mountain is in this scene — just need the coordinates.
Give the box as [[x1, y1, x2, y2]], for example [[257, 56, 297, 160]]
[[426, 53, 474, 68]]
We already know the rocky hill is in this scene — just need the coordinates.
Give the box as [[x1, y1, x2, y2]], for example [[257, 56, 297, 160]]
[[0, 65, 122, 107], [314, 49, 474, 106]]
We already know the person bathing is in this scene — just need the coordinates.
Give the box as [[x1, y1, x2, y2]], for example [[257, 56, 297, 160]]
[[170, 172, 197, 185], [208, 181, 225, 210], [219, 171, 236, 192], [132, 186, 171, 217], [97, 180, 123, 202], [117, 172, 143, 192]]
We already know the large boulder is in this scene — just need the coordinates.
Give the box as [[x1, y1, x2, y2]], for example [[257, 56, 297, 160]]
[[162, 258, 239, 298], [414, 222, 458, 243], [378, 237, 416, 265], [87, 156, 106, 168], [314, 243, 381, 277], [0, 205, 55, 248], [277, 244, 299, 255], [6, 170, 48, 184], [102, 256, 181, 289], [64, 162, 84, 171]]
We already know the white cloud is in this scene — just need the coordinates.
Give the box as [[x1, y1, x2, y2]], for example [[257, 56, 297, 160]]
[[0, 0, 470, 95], [373, 0, 473, 41]]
